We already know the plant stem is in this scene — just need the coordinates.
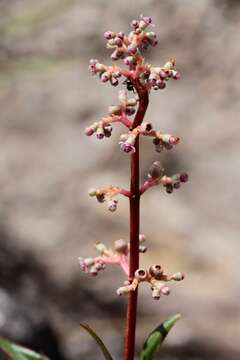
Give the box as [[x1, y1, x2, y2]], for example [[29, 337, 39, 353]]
[[124, 85, 149, 360]]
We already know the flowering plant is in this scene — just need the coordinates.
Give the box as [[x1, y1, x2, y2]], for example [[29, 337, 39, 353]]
[[0, 14, 189, 360], [79, 14, 189, 360]]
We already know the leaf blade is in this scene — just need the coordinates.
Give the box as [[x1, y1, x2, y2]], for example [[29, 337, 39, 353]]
[[80, 323, 114, 360], [0, 337, 46, 360], [140, 314, 181, 360]]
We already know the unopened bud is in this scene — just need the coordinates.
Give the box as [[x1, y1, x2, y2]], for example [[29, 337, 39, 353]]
[[108, 105, 122, 115], [141, 122, 152, 132], [119, 133, 129, 141], [96, 127, 105, 139], [84, 258, 95, 267], [95, 242, 107, 254], [88, 188, 97, 197], [139, 245, 147, 253], [148, 161, 164, 179], [161, 286, 170, 295], [126, 98, 137, 107], [152, 287, 161, 300], [114, 239, 128, 253], [117, 286, 129, 296], [166, 184, 173, 194], [85, 127, 95, 136], [107, 200, 118, 212], [104, 31, 115, 40], [124, 56, 136, 66], [180, 173, 189, 183], [139, 234, 146, 243], [89, 266, 98, 276], [172, 272, 185, 281]]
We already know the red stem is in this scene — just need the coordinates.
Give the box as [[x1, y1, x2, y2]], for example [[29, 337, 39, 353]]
[[124, 83, 149, 360]]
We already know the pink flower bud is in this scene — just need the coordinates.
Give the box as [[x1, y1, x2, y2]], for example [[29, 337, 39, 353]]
[[104, 31, 115, 40], [139, 234, 146, 243], [169, 136, 180, 145], [85, 127, 95, 136], [101, 72, 109, 83], [161, 286, 170, 296], [115, 37, 123, 47], [159, 69, 168, 79], [131, 20, 139, 28], [117, 32, 125, 39]]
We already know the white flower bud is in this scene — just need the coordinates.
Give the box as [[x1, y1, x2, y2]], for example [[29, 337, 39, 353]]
[[171, 272, 185, 281], [114, 239, 128, 253], [107, 200, 118, 212], [95, 242, 107, 254], [152, 287, 161, 300], [88, 188, 97, 197], [117, 286, 129, 296], [126, 98, 137, 107], [139, 245, 147, 253], [108, 105, 122, 115], [119, 133, 129, 141]]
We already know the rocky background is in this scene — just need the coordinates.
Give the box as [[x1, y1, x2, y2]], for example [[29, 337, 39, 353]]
[[0, 0, 240, 359]]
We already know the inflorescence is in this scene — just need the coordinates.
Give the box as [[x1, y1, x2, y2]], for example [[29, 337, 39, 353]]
[[80, 14, 187, 301], [79, 235, 184, 300]]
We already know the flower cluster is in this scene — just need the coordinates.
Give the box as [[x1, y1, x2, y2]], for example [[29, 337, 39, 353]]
[[78, 234, 147, 276], [140, 161, 189, 195], [83, 14, 187, 307], [88, 14, 180, 93], [117, 265, 184, 300], [147, 59, 180, 91], [88, 186, 130, 212], [89, 59, 122, 86], [119, 123, 180, 155], [104, 14, 156, 64], [85, 90, 137, 140]]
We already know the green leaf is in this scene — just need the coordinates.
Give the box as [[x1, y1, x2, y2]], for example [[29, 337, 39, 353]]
[[0, 337, 47, 360], [139, 314, 181, 360], [80, 323, 114, 360]]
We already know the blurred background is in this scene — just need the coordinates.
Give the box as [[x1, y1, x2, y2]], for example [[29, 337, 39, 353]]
[[0, 0, 240, 359]]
